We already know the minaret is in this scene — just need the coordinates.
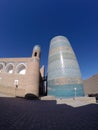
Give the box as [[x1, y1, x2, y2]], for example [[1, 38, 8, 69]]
[[48, 36, 84, 98], [25, 45, 41, 97]]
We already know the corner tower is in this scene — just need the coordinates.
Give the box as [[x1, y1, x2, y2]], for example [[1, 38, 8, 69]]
[[25, 45, 41, 97], [47, 36, 84, 98]]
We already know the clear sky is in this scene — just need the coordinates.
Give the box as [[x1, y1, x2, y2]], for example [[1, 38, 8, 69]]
[[0, 0, 98, 79]]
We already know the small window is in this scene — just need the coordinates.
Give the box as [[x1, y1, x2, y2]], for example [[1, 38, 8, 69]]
[[14, 80, 19, 85], [34, 52, 37, 57]]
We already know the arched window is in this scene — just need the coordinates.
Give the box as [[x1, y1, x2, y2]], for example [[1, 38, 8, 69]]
[[5, 63, 14, 74], [34, 52, 37, 57], [16, 63, 26, 75], [0, 63, 4, 72]]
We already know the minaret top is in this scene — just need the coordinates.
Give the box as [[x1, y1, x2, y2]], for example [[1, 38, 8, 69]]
[[50, 35, 69, 43], [32, 45, 41, 58], [33, 45, 41, 52]]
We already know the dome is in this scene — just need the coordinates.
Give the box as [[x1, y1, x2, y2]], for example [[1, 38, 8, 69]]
[[33, 45, 41, 52]]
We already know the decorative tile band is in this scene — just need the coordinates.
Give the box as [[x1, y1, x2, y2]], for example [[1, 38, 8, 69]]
[[48, 77, 82, 85], [48, 84, 84, 98]]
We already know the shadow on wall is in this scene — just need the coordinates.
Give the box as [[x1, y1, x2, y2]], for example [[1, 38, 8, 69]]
[[39, 75, 47, 97], [25, 93, 40, 100]]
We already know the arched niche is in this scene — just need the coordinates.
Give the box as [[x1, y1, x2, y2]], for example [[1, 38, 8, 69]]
[[0, 63, 4, 72], [16, 63, 26, 75], [5, 63, 14, 74]]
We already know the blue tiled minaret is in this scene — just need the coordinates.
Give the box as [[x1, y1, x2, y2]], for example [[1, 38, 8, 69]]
[[47, 36, 84, 98]]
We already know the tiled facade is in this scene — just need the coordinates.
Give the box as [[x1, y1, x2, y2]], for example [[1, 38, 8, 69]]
[[48, 36, 84, 98]]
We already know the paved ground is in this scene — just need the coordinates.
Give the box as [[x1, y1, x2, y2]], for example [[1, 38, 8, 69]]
[[57, 97, 96, 107], [0, 97, 98, 130]]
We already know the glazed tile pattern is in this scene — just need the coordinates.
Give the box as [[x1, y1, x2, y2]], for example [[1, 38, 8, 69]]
[[48, 36, 84, 98]]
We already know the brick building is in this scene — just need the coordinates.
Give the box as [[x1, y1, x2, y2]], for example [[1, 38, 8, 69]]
[[0, 45, 46, 97]]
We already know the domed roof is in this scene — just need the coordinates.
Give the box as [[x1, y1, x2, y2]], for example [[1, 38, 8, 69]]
[[33, 45, 41, 52]]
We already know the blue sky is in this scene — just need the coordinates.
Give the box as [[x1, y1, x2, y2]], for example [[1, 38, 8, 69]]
[[0, 0, 98, 79]]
